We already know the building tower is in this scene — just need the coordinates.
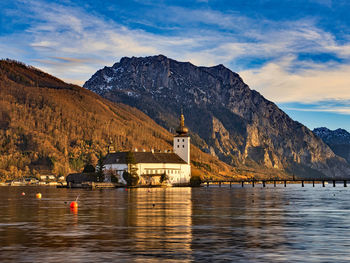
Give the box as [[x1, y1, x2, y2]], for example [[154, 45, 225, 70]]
[[173, 112, 190, 164]]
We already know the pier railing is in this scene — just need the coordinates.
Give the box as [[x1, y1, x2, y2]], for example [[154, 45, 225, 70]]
[[202, 179, 348, 187]]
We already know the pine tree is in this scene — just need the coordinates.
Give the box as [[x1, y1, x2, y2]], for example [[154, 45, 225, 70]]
[[96, 152, 105, 182], [123, 151, 139, 186]]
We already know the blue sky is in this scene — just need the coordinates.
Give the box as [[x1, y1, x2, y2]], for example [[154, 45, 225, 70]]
[[1, 0, 350, 131]]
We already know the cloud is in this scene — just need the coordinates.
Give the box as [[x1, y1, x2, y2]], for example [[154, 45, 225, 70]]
[[1, 0, 350, 102], [240, 56, 350, 104], [285, 107, 350, 115]]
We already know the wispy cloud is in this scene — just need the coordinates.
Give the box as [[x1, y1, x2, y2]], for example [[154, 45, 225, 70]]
[[1, 0, 350, 107], [240, 56, 350, 104]]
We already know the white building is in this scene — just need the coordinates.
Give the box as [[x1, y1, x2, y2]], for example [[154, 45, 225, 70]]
[[103, 113, 191, 186]]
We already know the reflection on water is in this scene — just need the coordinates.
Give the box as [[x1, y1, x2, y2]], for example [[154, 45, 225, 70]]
[[1, 185, 350, 262]]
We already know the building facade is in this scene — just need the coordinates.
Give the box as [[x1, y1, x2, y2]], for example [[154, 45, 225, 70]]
[[103, 113, 191, 185]]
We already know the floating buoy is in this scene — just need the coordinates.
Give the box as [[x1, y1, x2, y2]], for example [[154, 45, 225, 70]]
[[21, 192, 25, 196], [70, 207, 78, 214], [36, 193, 42, 199], [70, 201, 78, 209]]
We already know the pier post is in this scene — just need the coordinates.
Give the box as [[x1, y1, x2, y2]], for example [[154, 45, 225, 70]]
[[219, 182, 221, 187], [302, 181, 304, 187], [274, 180, 276, 187], [241, 181, 243, 187], [263, 181, 266, 187], [207, 182, 209, 187], [230, 182, 232, 188], [322, 180, 325, 187], [252, 180, 255, 187], [344, 180, 347, 187], [333, 180, 336, 187], [313, 180, 315, 187], [284, 180, 287, 187]]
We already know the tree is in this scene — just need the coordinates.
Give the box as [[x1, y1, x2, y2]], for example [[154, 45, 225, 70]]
[[83, 164, 95, 173], [96, 152, 105, 182], [160, 173, 169, 184], [123, 151, 139, 186]]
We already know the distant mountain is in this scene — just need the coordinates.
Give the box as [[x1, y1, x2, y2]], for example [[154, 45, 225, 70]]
[[0, 59, 232, 180], [313, 127, 350, 163], [84, 54, 350, 179]]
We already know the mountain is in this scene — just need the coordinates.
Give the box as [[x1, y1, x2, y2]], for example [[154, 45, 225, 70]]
[[313, 127, 350, 163], [84, 54, 350, 179], [0, 59, 232, 180]]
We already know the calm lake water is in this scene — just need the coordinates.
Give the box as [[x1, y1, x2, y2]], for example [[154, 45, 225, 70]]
[[1, 184, 350, 262]]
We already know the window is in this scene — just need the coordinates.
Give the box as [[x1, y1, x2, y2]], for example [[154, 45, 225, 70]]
[[183, 145, 185, 148], [177, 145, 179, 148], [182, 139, 184, 142], [177, 139, 179, 142]]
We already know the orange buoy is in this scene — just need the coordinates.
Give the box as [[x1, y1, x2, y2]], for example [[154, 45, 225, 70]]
[[70, 206, 78, 214], [21, 192, 25, 196], [70, 201, 78, 209], [36, 193, 42, 199]]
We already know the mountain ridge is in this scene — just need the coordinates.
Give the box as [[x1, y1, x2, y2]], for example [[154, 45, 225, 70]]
[[84, 54, 350, 179]]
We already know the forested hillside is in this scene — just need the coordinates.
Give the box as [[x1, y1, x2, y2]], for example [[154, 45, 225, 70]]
[[0, 59, 234, 180]]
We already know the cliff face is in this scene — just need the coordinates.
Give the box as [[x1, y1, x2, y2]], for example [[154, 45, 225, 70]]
[[84, 55, 350, 179]]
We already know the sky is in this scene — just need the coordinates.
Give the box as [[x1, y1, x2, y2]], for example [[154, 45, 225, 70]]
[[1, 0, 350, 131]]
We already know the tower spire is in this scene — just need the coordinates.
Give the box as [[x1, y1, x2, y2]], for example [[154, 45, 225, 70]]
[[176, 110, 188, 136]]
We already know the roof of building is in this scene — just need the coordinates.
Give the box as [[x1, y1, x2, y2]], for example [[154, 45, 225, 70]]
[[104, 152, 187, 165]]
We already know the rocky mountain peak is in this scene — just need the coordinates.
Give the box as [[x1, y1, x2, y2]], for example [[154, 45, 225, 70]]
[[84, 55, 350, 179]]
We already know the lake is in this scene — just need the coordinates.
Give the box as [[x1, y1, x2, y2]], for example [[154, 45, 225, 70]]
[[1, 184, 350, 262]]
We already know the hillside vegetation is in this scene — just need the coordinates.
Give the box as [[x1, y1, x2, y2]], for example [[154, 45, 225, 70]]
[[0, 59, 235, 181]]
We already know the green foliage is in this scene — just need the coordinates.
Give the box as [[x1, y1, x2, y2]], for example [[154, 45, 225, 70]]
[[122, 171, 139, 186], [126, 151, 136, 165], [160, 173, 169, 184], [96, 152, 105, 182], [123, 151, 139, 186], [83, 164, 95, 173], [191, 160, 212, 172], [69, 157, 85, 171], [111, 175, 119, 183], [190, 175, 202, 187]]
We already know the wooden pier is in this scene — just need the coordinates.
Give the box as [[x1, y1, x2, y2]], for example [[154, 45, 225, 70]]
[[202, 179, 349, 188]]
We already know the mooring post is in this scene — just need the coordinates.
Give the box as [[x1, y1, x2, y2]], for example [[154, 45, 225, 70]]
[[230, 182, 232, 188], [207, 181, 209, 187], [252, 180, 255, 187], [263, 181, 266, 187], [302, 181, 304, 187], [333, 180, 336, 187], [274, 180, 276, 187], [344, 180, 347, 187], [284, 180, 287, 187], [322, 180, 325, 187], [313, 180, 315, 187], [219, 182, 221, 187], [241, 181, 244, 187]]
